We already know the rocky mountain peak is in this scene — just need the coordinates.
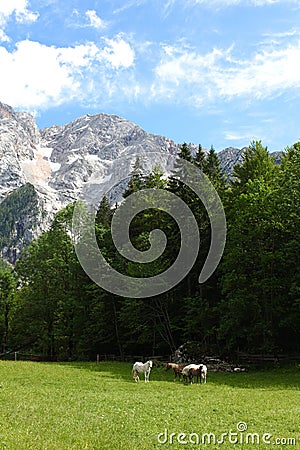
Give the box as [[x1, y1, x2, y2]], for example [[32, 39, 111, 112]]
[[0, 102, 16, 120], [0, 104, 181, 262]]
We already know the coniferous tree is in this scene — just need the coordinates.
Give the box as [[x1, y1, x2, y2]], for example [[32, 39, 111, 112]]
[[178, 142, 193, 162], [204, 145, 226, 191], [123, 156, 144, 198], [96, 195, 113, 228], [144, 165, 166, 190], [194, 144, 206, 171]]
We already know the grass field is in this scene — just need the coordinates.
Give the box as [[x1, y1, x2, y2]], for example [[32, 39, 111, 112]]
[[0, 361, 299, 449]]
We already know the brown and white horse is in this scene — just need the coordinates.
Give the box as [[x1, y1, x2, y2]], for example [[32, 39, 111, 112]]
[[181, 364, 208, 384], [187, 364, 208, 384], [165, 363, 185, 382]]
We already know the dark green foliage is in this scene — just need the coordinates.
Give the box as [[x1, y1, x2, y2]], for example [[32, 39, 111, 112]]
[[0, 183, 38, 250], [4, 140, 300, 359], [0, 259, 11, 272], [0, 267, 16, 353], [274, 142, 300, 350], [219, 141, 300, 354], [231, 140, 277, 194]]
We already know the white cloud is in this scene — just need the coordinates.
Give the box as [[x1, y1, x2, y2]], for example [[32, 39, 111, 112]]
[[224, 130, 257, 141], [0, 35, 136, 111], [186, 0, 298, 5], [113, 1, 148, 14], [0, 40, 98, 110], [0, 29, 9, 43], [101, 36, 135, 69], [85, 10, 106, 29], [69, 9, 108, 31], [0, 0, 38, 25], [215, 41, 300, 98], [269, 29, 299, 37], [152, 39, 300, 105], [58, 43, 99, 67], [152, 44, 229, 104], [0, 0, 38, 42]]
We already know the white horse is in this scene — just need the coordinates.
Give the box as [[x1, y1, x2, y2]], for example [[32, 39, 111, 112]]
[[132, 360, 153, 382]]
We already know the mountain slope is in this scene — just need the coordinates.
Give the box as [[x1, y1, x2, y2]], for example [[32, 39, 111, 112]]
[[0, 102, 180, 262], [0, 101, 281, 263]]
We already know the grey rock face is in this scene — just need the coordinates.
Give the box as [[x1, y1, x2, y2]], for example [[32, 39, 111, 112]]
[[0, 102, 40, 200], [40, 113, 179, 204], [217, 147, 246, 177]]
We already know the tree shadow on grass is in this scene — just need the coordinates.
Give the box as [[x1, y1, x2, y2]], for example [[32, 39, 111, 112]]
[[55, 361, 178, 384], [206, 367, 300, 390], [56, 361, 137, 383], [45, 362, 300, 390]]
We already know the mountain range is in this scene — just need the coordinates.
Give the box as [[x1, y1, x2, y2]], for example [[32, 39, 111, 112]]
[[0, 101, 275, 264]]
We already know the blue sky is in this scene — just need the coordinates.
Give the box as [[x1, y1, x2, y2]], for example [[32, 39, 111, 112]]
[[0, 0, 300, 151]]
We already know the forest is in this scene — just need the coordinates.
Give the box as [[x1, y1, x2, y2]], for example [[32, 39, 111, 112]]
[[0, 140, 299, 361]]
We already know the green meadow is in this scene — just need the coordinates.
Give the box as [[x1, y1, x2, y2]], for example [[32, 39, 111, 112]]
[[0, 361, 299, 449]]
